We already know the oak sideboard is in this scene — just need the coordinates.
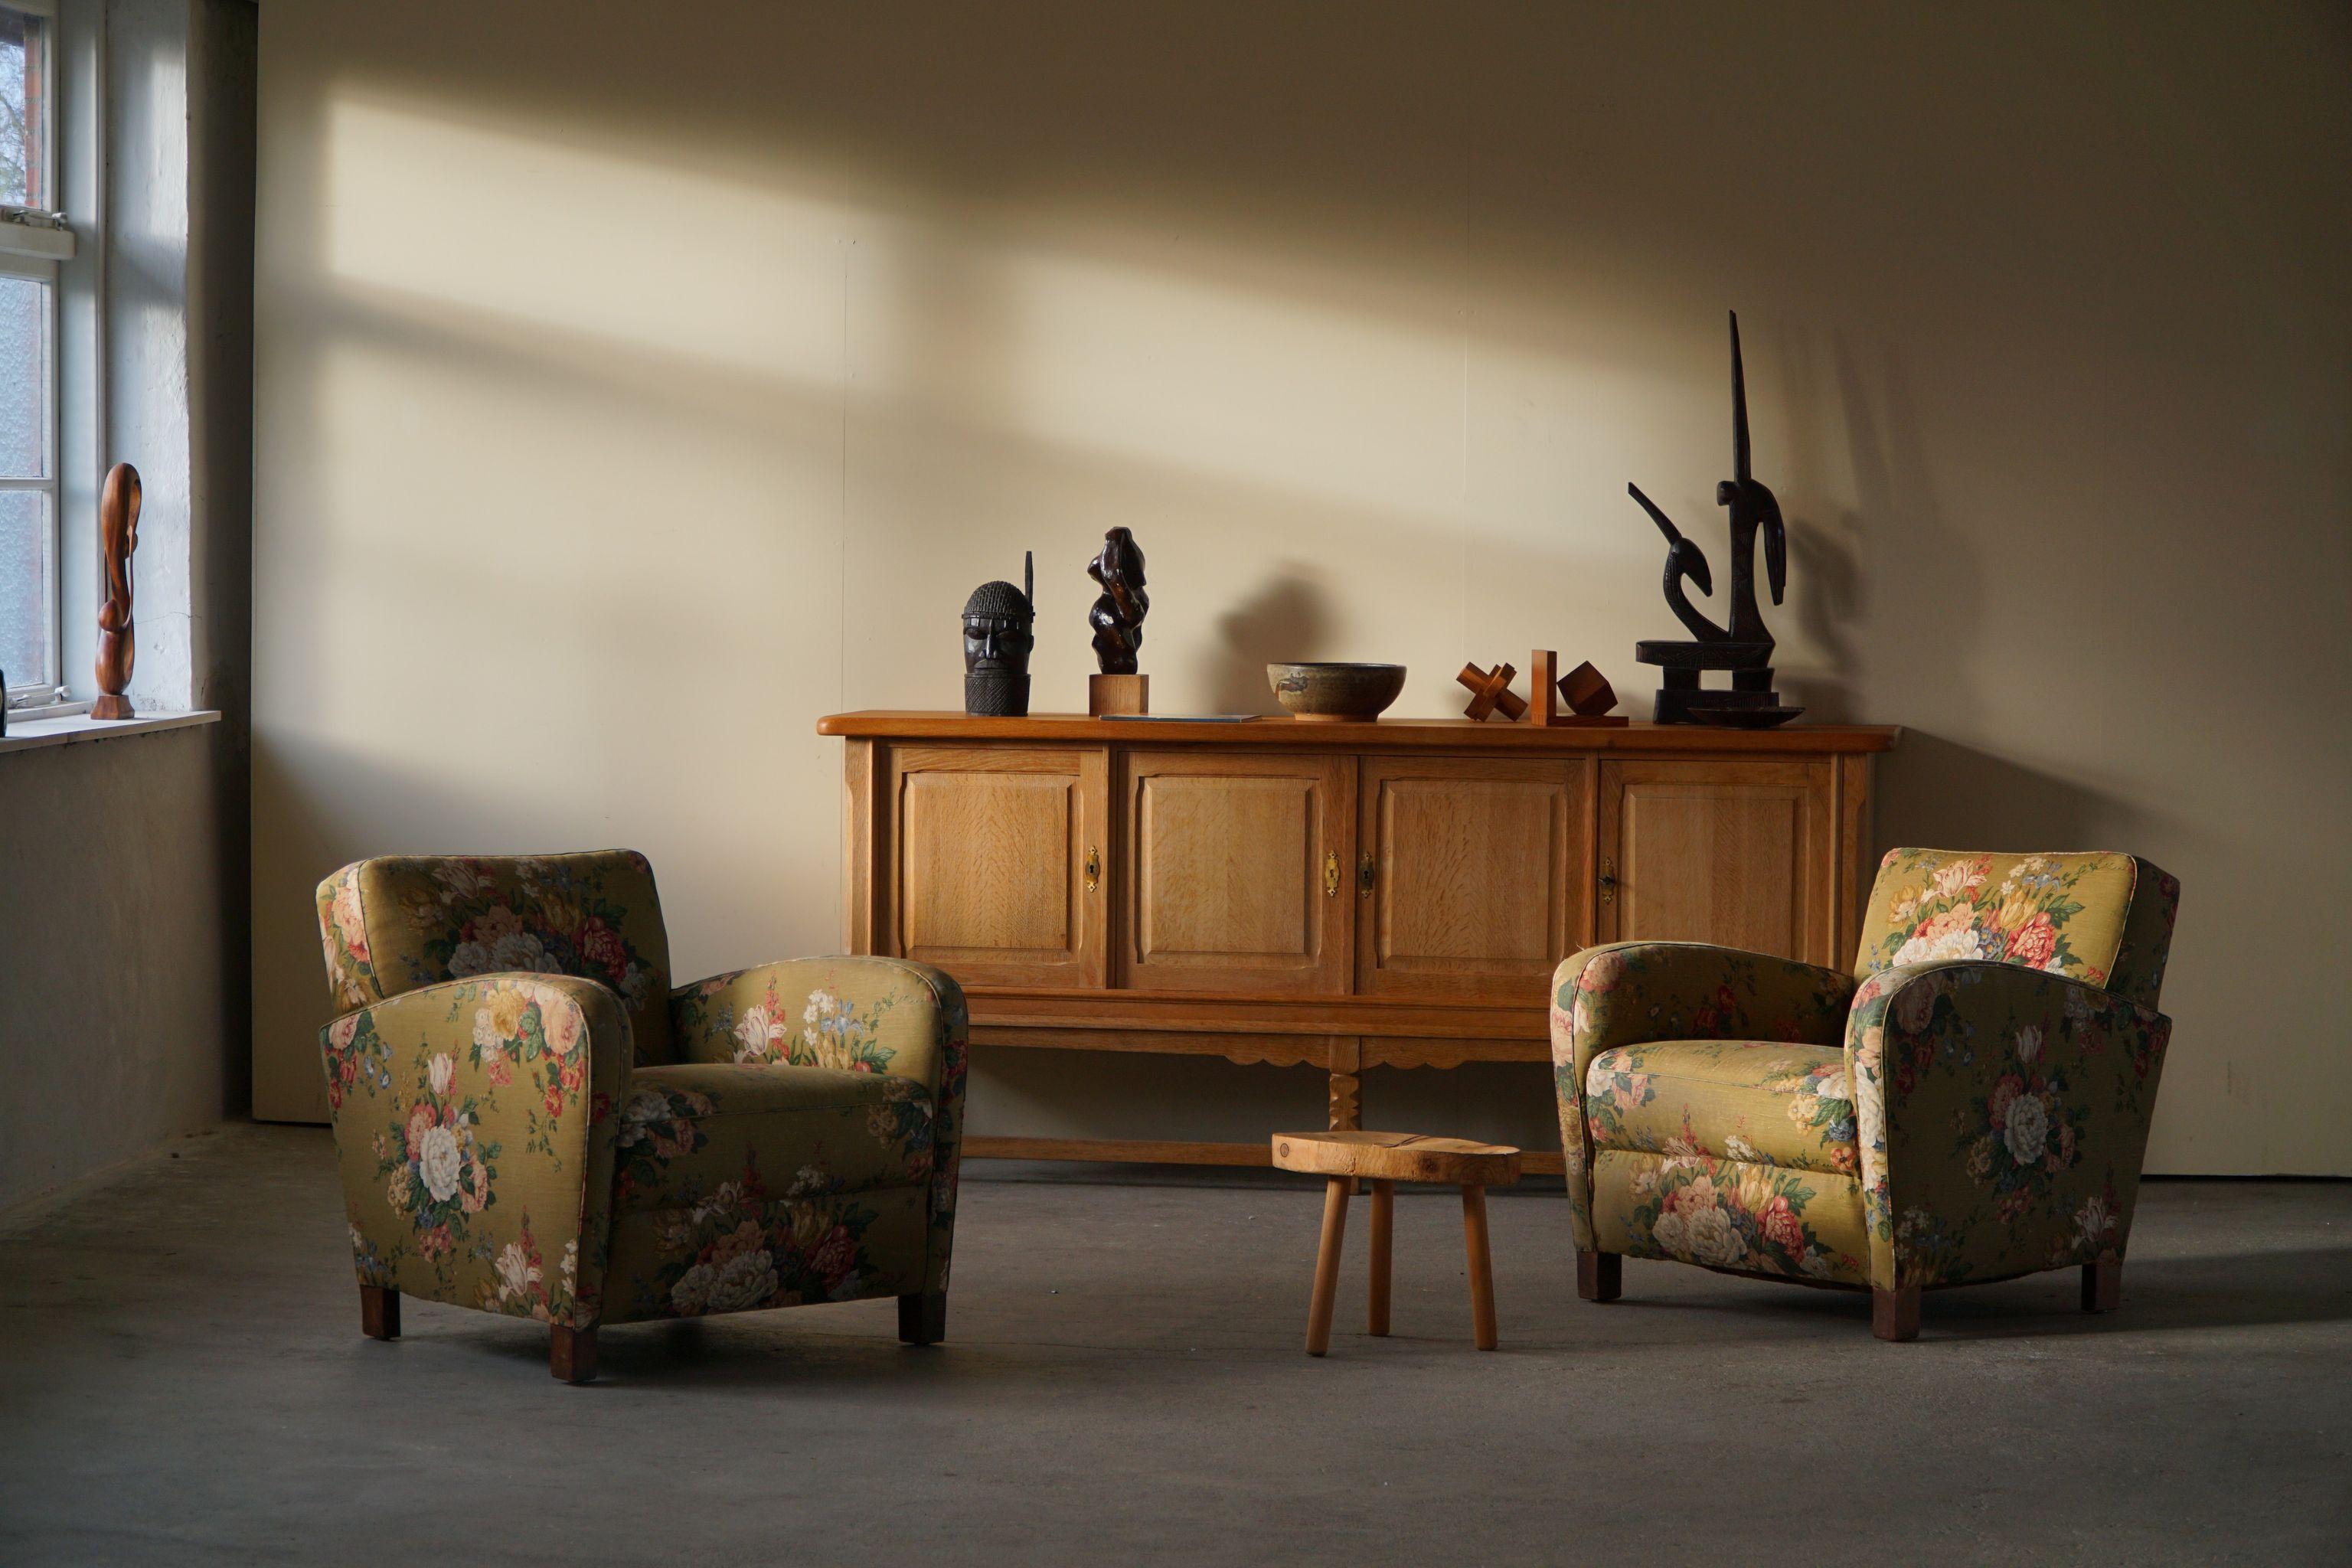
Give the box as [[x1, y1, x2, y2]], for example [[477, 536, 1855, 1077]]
[[817, 710, 1900, 1175]]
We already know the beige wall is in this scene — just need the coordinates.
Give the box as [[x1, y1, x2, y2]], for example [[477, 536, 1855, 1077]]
[[250, 2, 2351, 1171]]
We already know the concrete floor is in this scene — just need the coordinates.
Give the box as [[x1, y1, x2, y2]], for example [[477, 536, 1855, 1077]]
[[2, 1128, 2347, 1566]]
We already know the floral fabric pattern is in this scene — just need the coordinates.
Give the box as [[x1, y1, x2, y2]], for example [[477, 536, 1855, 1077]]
[[610, 1062, 934, 1212], [317, 975, 626, 1328], [1592, 1150, 1868, 1285], [1844, 958, 2172, 1290], [316, 858, 970, 1334], [603, 1187, 928, 1323], [1856, 848, 2179, 1007], [1550, 942, 1856, 1252], [1584, 1039, 1857, 1174], [1553, 848, 2180, 1312], [318, 851, 676, 1067]]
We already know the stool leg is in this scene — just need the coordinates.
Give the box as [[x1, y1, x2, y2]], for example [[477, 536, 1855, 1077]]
[[1367, 1179, 1393, 1335], [1305, 1174, 1351, 1356], [1462, 1184, 1498, 1351]]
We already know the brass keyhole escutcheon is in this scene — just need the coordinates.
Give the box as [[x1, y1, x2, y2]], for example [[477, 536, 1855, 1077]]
[[1358, 852, 1375, 897], [1599, 858, 1619, 903], [1084, 845, 1101, 893], [1323, 850, 1341, 897]]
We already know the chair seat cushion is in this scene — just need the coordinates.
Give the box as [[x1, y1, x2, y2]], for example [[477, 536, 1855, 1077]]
[[1585, 1039, 1857, 1174], [612, 1062, 935, 1213]]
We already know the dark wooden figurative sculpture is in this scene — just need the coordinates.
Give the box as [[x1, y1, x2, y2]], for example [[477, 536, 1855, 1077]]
[[92, 462, 142, 720], [1086, 527, 1150, 716], [1627, 314, 1802, 727], [962, 551, 1036, 717], [1087, 528, 1148, 674]]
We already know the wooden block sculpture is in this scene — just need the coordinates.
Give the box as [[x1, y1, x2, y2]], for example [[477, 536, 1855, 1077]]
[[1521, 650, 1628, 728], [1455, 661, 1526, 722], [92, 462, 142, 720], [1272, 1131, 1524, 1354], [1558, 659, 1617, 717]]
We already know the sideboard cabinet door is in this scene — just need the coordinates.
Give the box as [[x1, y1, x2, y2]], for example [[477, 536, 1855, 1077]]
[[1121, 751, 1355, 994], [1356, 756, 1589, 1004], [884, 745, 1109, 988], [1596, 759, 1835, 965]]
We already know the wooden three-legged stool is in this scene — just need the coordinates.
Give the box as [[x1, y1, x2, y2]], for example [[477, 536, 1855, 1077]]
[[1271, 1131, 1524, 1354]]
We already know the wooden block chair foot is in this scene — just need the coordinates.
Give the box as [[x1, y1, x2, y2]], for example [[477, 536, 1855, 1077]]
[[2082, 1259, 2122, 1312], [312, 851, 969, 1387], [1872, 1286, 1921, 1342], [1550, 848, 2181, 1343], [360, 1285, 400, 1341], [550, 1325, 597, 1384], [898, 1291, 948, 1345], [1273, 1132, 1522, 1355]]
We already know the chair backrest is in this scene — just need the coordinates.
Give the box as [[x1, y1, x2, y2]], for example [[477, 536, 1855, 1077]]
[[315, 849, 678, 1066], [1854, 848, 2180, 1011]]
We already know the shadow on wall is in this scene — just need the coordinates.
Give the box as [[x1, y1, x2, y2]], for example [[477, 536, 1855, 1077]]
[[1876, 733, 2136, 857], [1203, 565, 1334, 714], [1779, 341, 1981, 728]]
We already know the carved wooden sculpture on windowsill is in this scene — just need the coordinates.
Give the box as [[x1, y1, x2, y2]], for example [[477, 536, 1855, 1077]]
[[92, 462, 142, 720]]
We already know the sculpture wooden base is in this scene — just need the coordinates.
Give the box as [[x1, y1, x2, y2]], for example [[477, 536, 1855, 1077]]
[[1635, 640, 1798, 727], [90, 694, 135, 720], [1088, 673, 1148, 717]]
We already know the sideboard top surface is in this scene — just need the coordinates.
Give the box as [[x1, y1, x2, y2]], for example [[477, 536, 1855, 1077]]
[[818, 710, 1900, 755]]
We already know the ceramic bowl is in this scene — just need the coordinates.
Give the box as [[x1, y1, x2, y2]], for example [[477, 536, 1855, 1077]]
[[1266, 662, 1407, 722]]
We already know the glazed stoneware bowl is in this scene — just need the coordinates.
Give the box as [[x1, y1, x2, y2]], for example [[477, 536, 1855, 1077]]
[[1267, 662, 1407, 722]]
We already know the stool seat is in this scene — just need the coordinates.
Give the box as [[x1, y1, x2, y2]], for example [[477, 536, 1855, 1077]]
[[1272, 1130, 1522, 1355], [1272, 1130, 1522, 1187]]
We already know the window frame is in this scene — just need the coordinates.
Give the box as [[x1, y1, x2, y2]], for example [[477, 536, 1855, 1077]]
[[0, 0, 67, 710]]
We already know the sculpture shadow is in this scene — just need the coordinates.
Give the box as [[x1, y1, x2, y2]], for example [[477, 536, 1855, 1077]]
[[1774, 338, 1982, 730], [1204, 567, 1334, 714]]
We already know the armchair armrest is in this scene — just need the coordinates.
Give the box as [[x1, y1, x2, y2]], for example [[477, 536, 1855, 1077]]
[[318, 973, 630, 1328], [1551, 942, 1859, 1251], [1844, 960, 2172, 1291], [671, 957, 971, 1299]]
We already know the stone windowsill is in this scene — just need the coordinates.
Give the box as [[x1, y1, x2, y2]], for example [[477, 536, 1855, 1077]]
[[0, 708, 222, 756]]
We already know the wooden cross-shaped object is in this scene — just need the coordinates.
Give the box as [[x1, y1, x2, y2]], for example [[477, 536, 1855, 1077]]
[[1455, 662, 1526, 722]]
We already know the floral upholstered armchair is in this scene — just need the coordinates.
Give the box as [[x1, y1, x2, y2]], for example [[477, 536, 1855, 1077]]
[[315, 850, 968, 1382], [1551, 849, 2179, 1340]]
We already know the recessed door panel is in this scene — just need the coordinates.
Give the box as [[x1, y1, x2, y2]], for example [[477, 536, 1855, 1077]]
[[1122, 753, 1353, 994], [886, 745, 1107, 987], [1357, 757, 1587, 1004], [1596, 760, 1833, 964]]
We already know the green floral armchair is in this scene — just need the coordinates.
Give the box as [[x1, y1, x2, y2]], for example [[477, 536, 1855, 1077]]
[[314, 850, 968, 1381], [1550, 849, 2179, 1339]]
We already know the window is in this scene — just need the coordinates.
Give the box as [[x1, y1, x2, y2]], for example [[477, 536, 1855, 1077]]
[[0, 1, 67, 708]]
